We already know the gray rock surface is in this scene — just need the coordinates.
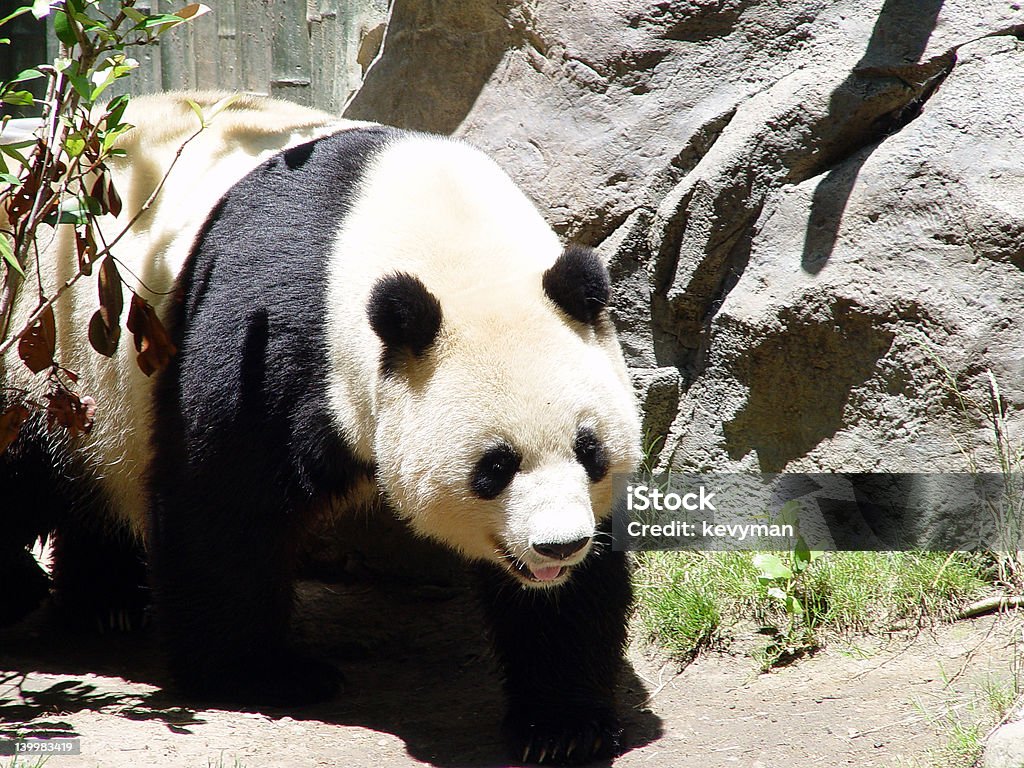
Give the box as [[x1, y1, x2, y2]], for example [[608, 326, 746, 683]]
[[345, 0, 1024, 474]]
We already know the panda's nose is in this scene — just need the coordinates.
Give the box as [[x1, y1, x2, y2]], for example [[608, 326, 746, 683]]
[[532, 537, 591, 561]]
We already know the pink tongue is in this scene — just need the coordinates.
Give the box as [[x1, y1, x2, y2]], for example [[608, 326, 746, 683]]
[[529, 565, 563, 582]]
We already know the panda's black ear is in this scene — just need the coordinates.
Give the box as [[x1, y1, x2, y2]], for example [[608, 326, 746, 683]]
[[368, 272, 443, 365], [542, 245, 610, 325]]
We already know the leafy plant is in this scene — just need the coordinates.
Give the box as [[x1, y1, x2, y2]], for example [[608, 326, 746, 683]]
[[749, 502, 823, 667], [0, 0, 211, 452], [753, 504, 822, 617]]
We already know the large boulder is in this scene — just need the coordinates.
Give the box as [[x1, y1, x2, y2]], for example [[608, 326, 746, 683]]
[[346, 0, 1024, 474]]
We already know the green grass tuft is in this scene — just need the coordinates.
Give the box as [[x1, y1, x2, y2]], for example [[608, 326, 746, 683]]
[[634, 550, 991, 663]]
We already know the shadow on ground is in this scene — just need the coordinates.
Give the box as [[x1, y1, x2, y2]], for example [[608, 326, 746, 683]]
[[0, 578, 662, 766]]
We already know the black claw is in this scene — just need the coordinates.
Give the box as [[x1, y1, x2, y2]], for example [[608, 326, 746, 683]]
[[565, 738, 577, 760], [506, 708, 622, 765]]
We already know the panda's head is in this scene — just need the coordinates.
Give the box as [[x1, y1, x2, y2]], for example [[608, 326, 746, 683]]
[[367, 244, 641, 588]]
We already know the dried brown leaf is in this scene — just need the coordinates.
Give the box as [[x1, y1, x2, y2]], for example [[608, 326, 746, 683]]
[[75, 227, 97, 274], [44, 388, 95, 438], [88, 256, 123, 357], [106, 178, 122, 217], [18, 303, 56, 373], [126, 293, 176, 376]]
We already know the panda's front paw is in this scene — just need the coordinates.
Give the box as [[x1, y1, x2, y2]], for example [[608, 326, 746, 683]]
[[505, 706, 623, 765]]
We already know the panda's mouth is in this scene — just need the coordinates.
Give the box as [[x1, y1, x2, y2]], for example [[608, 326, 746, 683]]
[[497, 542, 570, 585], [511, 556, 568, 584]]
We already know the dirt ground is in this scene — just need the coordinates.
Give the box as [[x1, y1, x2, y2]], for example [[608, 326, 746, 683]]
[[1, 579, 1021, 768]]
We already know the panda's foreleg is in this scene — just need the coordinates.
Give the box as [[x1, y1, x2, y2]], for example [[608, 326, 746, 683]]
[[50, 511, 148, 631], [148, 449, 341, 707], [0, 545, 50, 626], [0, 445, 54, 626], [476, 542, 633, 766]]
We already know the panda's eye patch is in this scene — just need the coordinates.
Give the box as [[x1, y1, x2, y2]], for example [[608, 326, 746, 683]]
[[471, 443, 521, 500], [574, 426, 609, 483]]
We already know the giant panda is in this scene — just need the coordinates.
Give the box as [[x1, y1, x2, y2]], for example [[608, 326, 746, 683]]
[[0, 92, 642, 765]]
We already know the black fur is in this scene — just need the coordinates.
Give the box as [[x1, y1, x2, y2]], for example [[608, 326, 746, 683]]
[[573, 426, 609, 483], [148, 127, 393, 705], [542, 245, 610, 325], [477, 524, 633, 765], [0, 412, 147, 629], [367, 272, 442, 372], [470, 442, 521, 500]]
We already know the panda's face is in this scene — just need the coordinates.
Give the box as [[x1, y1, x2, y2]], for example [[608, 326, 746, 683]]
[[374, 350, 638, 588], [468, 425, 615, 586], [368, 252, 641, 588]]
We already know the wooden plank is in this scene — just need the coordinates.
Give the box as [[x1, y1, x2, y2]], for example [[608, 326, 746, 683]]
[[216, 0, 240, 92], [270, 0, 312, 105], [193, 2, 220, 88], [236, 0, 273, 94], [309, 0, 337, 112], [158, 0, 193, 90], [131, 0, 164, 94]]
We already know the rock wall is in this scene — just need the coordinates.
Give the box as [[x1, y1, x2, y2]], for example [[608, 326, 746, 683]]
[[345, 0, 1024, 473]]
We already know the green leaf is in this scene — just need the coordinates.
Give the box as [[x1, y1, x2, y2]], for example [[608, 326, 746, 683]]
[[64, 135, 85, 157], [58, 195, 102, 225], [101, 122, 133, 152], [185, 98, 205, 128], [0, 90, 34, 106], [0, 172, 20, 185], [792, 536, 822, 574], [90, 58, 137, 102], [53, 10, 76, 46], [786, 595, 804, 616], [766, 586, 787, 602], [105, 93, 130, 127], [141, 12, 186, 29], [753, 553, 793, 581], [31, 0, 50, 20], [67, 71, 92, 102], [0, 236, 24, 278], [9, 68, 44, 84], [0, 143, 29, 164], [203, 92, 239, 122], [0, 6, 31, 27], [122, 6, 146, 23], [776, 500, 800, 529]]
